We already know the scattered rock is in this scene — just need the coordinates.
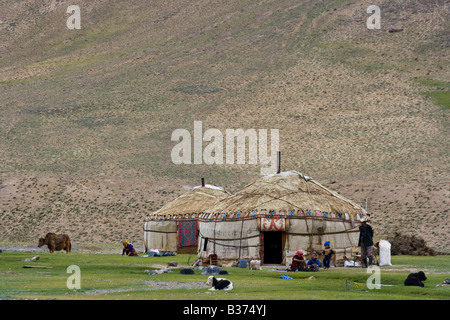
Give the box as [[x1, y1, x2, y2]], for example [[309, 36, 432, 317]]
[[145, 268, 172, 275], [179, 268, 195, 275], [438, 278, 450, 286], [388, 28, 404, 33], [145, 270, 158, 275], [201, 265, 224, 275], [144, 280, 205, 290], [22, 255, 39, 262], [167, 261, 178, 267]]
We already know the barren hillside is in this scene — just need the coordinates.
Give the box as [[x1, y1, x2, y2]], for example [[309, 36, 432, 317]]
[[0, 0, 448, 250]]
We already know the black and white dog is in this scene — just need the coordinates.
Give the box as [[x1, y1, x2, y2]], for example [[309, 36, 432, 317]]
[[206, 276, 233, 291], [404, 271, 427, 287]]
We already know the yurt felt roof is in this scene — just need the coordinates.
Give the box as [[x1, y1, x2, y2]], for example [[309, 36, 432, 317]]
[[152, 185, 230, 216], [205, 171, 366, 215]]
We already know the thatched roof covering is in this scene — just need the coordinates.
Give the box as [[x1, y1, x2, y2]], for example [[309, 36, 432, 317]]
[[204, 171, 366, 216], [147, 185, 230, 219]]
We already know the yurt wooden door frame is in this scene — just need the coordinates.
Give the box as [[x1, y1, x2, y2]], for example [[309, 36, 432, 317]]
[[260, 231, 286, 265], [258, 217, 288, 265]]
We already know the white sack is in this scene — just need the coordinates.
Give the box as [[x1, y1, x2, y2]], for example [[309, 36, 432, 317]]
[[379, 240, 392, 266]]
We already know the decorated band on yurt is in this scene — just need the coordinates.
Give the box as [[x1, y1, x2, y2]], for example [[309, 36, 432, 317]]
[[197, 171, 368, 266], [144, 179, 230, 254]]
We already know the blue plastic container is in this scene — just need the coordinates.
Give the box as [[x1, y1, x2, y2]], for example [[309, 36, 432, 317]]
[[238, 259, 247, 268]]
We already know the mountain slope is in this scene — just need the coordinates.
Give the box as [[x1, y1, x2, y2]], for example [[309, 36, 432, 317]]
[[0, 0, 448, 249]]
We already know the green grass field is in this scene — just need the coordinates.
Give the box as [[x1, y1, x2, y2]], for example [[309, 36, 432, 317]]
[[0, 251, 448, 300]]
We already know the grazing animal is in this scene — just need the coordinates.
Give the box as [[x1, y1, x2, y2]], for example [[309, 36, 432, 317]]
[[38, 233, 71, 253], [404, 271, 427, 287], [205, 276, 233, 291]]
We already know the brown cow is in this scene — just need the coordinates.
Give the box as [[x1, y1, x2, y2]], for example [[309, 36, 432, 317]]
[[38, 233, 72, 253]]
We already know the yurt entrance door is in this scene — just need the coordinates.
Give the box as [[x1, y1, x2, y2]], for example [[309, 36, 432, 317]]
[[261, 231, 284, 264]]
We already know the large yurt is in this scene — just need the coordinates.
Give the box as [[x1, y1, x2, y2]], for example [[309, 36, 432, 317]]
[[198, 171, 367, 265], [144, 181, 230, 254]]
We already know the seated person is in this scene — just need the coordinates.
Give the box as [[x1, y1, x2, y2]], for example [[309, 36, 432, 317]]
[[290, 250, 306, 271], [306, 252, 320, 271], [122, 240, 138, 256]]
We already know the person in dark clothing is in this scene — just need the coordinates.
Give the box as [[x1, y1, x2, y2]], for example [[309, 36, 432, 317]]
[[358, 217, 374, 268], [290, 250, 306, 271], [306, 252, 320, 271], [321, 241, 334, 269]]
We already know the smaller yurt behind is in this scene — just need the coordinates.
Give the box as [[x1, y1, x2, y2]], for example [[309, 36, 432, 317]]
[[144, 180, 230, 254], [198, 171, 368, 265]]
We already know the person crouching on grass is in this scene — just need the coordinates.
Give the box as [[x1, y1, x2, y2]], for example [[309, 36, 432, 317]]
[[122, 240, 138, 256]]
